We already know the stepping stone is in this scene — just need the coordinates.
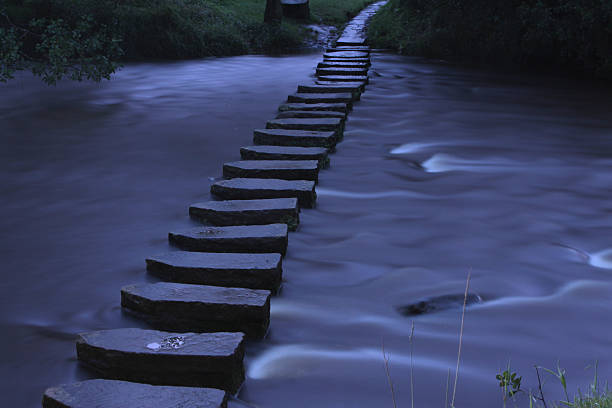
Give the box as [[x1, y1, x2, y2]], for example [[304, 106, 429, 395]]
[[43, 379, 227, 408], [324, 57, 371, 65], [169, 224, 289, 255], [318, 61, 369, 68], [267, 117, 344, 132], [328, 46, 371, 52], [211, 178, 316, 208], [336, 39, 367, 46], [76, 328, 245, 393], [317, 67, 368, 76], [121, 282, 271, 339], [146, 252, 283, 292], [298, 84, 363, 96], [317, 75, 369, 84], [189, 198, 300, 231], [287, 92, 354, 104], [323, 51, 369, 59], [278, 102, 349, 114], [240, 145, 329, 169], [276, 110, 346, 120], [223, 160, 320, 182], [254, 128, 337, 148]]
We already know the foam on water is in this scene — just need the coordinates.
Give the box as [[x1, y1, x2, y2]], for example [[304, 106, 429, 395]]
[[316, 187, 429, 199], [247, 344, 457, 380], [422, 153, 523, 173]]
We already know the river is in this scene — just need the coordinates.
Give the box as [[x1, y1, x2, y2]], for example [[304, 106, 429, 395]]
[[1, 50, 612, 407]]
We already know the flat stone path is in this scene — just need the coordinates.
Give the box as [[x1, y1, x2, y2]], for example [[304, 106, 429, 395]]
[[287, 92, 355, 104], [43, 379, 227, 408], [44, 1, 388, 404], [146, 251, 283, 291], [121, 282, 271, 338], [298, 84, 364, 95], [276, 110, 345, 120], [266, 117, 344, 132], [169, 224, 289, 254], [278, 102, 349, 114], [317, 67, 369, 76], [189, 197, 299, 230], [223, 160, 320, 182], [254, 128, 337, 148], [211, 178, 317, 208], [76, 328, 245, 392]]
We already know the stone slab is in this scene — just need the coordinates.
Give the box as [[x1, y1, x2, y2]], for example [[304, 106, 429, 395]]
[[146, 251, 283, 292], [189, 198, 299, 231], [317, 76, 369, 84], [336, 39, 367, 46], [43, 379, 227, 408], [76, 328, 245, 393], [121, 282, 271, 339], [298, 84, 364, 95], [276, 110, 346, 120], [266, 117, 344, 132], [318, 61, 369, 69], [278, 102, 349, 114], [240, 145, 329, 169], [287, 92, 355, 104], [323, 51, 369, 59], [169, 224, 289, 255], [327, 46, 371, 52], [223, 160, 320, 182], [211, 178, 316, 208], [253, 128, 337, 148], [323, 57, 371, 64], [317, 67, 368, 76]]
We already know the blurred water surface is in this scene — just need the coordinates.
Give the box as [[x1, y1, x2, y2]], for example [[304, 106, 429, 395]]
[[1, 51, 612, 407]]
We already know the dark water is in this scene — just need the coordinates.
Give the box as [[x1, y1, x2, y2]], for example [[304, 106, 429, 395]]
[[2, 51, 612, 407]]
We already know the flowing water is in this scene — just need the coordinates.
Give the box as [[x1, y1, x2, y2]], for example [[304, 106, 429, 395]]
[[2, 49, 612, 407]]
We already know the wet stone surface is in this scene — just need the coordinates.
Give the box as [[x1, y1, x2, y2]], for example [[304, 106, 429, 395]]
[[327, 46, 371, 52], [169, 224, 289, 254], [287, 92, 355, 104], [211, 178, 317, 208], [297, 84, 364, 95], [317, 76, 369, 84], [278, 102, 349, 114], [146, 251, 283, 292], [121, 282, 271, 338], [189, 197, 299, 231], [323, 57, 371, 65], [76, 328, 245, 393], [275, 110, 346, 120], [322, 51, 370, 59], [240, 145, 330, 169], [42, 379, 227, 408], [253, 128, 337, 148], [316, 68, 369, 78], [317, 61, 369, 69], [396, 293, 483, 316], [266, 117, 344, 132], [223, 160, 320, 182]]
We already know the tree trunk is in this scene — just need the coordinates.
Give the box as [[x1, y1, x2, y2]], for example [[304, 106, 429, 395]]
[[264, 0, 283, 23]]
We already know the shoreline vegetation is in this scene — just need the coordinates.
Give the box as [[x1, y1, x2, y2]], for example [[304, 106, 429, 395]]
[[368, 0, 612, 81], [0, 0, 375, 84]]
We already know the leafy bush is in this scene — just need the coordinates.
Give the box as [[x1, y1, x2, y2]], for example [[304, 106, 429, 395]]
[[368, 0, 612, 79]]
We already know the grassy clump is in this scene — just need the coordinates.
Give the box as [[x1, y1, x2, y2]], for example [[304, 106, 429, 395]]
[[368, 0, 612, 80]]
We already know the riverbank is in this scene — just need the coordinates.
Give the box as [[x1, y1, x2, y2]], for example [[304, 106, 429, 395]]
[[368, 0, 612, 80]]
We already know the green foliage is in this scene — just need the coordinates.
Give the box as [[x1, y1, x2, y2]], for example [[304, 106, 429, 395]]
[[368, 0, 612, 80], [497, 368, 523, 398]]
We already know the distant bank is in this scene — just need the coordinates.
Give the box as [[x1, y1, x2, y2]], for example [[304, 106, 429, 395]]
[[368, 0, 612, 80]]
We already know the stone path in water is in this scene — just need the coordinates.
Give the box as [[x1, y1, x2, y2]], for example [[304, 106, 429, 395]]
[[41, 2, 387, 406]]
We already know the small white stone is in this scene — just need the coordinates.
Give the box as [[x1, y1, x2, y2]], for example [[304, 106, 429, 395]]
[[146, 342, 161, 350]]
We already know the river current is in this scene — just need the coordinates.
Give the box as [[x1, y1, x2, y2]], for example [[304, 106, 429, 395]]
[[1, 51, 612, 407]]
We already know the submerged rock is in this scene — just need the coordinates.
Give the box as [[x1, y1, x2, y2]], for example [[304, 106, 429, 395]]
[[396, 293, 482, 316]]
